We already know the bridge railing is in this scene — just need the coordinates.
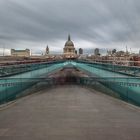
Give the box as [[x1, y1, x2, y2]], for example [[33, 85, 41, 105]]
[[76, 60, 140, 77], [0, 78, 39, 104], [0, 60, 65, 77], [0, 77, 140, 106], [78, 77, 140, 106]]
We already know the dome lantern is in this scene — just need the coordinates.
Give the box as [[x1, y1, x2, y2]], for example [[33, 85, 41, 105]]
[[65, 34, 74, 47], [68, 34, 71, 41]]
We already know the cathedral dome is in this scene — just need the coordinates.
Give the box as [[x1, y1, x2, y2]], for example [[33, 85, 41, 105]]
[[65, 35, 74, 47], [65, 40, 74, 46]]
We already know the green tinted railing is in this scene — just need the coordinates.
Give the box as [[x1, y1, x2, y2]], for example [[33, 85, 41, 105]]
[[78, 77, 140, 106], [0, 60, 65, 77], [71, 61, 140, 106], [76, 60, 140, 77], [1, 76, 140, 106], [0, 60, 140, 107], [0, 78, 58, 104], [0, 78, 38, 103], [0, 62, 66, 104]]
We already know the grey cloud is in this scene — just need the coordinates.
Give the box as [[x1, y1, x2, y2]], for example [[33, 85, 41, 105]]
[[0, 0, 140, 52]]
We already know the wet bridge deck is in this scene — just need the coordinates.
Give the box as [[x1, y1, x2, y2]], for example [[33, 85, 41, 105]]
[[0, 86, 140, 140]]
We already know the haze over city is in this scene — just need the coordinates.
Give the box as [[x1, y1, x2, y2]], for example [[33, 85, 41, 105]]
[[0, 0, 140, 55]]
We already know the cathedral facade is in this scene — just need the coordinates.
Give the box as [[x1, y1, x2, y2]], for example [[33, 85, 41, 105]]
[[63, 35, 76, 58]]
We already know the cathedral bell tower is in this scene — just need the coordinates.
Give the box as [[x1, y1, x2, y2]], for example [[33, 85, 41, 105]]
[[46, 45, 49, 55]]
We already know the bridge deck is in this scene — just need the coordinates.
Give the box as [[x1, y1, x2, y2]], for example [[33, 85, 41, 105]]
[[0, 86, 140, 140]]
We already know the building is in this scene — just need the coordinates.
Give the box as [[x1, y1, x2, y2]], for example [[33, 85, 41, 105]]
[[79, 48, 83, 55], [63, 35, 76, 58], [130, 55, 140, 66], [46, 45, 49, 55], [11, 49, 30, 57], [94, 48, 100, 56]]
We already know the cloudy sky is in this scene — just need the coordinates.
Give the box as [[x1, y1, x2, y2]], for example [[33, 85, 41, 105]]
[[0, 0, 140, 55]]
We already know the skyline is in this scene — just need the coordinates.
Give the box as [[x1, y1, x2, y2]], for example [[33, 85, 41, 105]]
[[0, 0, 140, 55]]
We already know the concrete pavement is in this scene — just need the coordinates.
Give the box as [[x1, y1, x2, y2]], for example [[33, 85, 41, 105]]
[[0, 85, 140, 140]]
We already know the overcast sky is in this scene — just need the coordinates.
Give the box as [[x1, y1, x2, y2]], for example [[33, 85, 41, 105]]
[[0, 0, 140, 55]]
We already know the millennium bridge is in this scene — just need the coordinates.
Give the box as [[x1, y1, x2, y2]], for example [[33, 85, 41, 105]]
[[0, 60, 140, 140]]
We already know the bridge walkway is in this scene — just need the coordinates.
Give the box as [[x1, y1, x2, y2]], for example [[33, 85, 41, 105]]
[[0, 86, 140, 140]]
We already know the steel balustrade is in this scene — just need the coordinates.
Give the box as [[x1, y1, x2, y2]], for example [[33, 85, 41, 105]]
[[0, 60, 140, 106]]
